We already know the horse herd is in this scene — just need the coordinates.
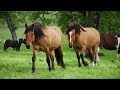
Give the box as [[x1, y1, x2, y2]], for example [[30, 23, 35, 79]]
[[2, 22, 120, 73]]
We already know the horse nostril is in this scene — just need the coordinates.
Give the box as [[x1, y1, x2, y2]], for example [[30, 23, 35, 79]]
[[26, 45, 30, 49]]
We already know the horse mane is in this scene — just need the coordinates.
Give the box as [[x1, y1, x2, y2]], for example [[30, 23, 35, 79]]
[[24, 25, 33, 34], [33, 22, 46, 39], [66, 22, 86, 34], [24, 22, 46, 39]]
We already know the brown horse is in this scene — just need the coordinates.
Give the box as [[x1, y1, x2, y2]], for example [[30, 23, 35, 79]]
[[24, 22, 65, 73], [99, 34, 118, 50], [66, 22, 100, 67]]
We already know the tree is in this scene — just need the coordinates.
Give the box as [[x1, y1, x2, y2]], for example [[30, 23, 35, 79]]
[[6, 11, 17, 40], [87, 11, 94, 27], [0, 11, 17, 40], [96, 11, 102, 31]]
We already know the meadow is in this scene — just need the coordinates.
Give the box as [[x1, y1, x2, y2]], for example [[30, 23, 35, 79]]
[[0, 27, 120, 79]]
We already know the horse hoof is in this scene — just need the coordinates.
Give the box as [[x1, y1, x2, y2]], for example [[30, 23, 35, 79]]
[[84, 62, 88, 67], [49, 68, 52, 71], [32, 70, 35, 73], [78, 64, 81, 67], [52, 68, 55, 70], [62, 65, 65, 68], [32, 72, 36, 75]]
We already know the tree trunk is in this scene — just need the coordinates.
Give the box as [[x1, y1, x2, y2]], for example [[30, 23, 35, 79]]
[[87, 11, 94, 27], [6, 12, 17, 40], [96, 11, 101, 31]]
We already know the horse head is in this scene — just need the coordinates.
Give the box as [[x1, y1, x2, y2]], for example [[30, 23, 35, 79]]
[[24, 23, 35, 47], [66, 22, 86, 48]]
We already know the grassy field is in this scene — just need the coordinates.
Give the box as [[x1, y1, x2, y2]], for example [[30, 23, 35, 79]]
[[0, 28, 120, 79]]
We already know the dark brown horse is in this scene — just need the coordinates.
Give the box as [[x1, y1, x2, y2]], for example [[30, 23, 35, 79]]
[[100, 34, 120, 59], [4, 38, 24, 52], [99, 34, 118, 50], [66, 22, 100, 67], [24, 22, 65, 73]]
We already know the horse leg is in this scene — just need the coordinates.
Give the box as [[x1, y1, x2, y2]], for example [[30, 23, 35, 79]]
[[75, 51, 81, 67], [80, 47, 88, 67], [32, 49, 38, 73], [59, 52, 65, 68], [46, 56, 51, 71], [4, 45, 7, 52], [58, 46, 65, 68], [92, 46, 98, 67], [96, 47, 100, 62], [89, 48, 93, 61], [54, 46, 65, 68], [49, 51, 55, 70], [80, 53, 88, 67], [54, 48, 61, 65], [45, 48, 53, 71]]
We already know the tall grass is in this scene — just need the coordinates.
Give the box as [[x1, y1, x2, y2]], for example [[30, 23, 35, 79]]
[[0, 28, 120, 79]]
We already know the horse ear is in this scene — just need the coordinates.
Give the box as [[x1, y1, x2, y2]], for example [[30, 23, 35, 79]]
[[32, 24, 34, 28], [25, 23, 28, 28]]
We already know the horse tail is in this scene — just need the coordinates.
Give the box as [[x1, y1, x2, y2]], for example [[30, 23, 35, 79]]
[[54, 46, 65, 67], [54, 48, 61, 65]]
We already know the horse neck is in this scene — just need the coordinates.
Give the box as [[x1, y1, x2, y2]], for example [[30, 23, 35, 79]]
[[33, 36, 48, 48], [75, 32, 81, 38], [72, 32, 79, 43], [74, 31, 87, 43]]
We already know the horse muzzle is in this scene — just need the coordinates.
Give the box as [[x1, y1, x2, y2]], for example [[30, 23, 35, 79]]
[[69, 43, 73, 48], [26, 45, 30, 49], [117, 50, 120, 54]]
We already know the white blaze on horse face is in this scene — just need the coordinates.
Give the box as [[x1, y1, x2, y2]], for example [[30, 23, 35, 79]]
[[69, 31, 72, 43]]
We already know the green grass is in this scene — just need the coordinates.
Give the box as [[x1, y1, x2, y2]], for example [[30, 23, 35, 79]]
[[0, 28, 120, 79]]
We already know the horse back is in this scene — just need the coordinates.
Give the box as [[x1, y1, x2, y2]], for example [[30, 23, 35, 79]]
[[80, 28, 100, 48], [37, 26, 62, 50], [100, 34, 117, 50]]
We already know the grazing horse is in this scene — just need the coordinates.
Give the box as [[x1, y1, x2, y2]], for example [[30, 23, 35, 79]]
[[4, 38, 24, 52], [99, 34, 118, 50], [66, 22, 100, 67], [24, 22, 65, 73]]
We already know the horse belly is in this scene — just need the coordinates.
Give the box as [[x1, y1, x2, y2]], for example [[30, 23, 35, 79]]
[[50, 34, 62, 50], [50, 41, 61, 50]]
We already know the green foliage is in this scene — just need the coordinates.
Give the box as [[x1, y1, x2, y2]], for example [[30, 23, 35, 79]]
[[1, 11, 120, 34], [27, 11, 57, 26], [57, 11, 87, 33], [101, 11, 120, 34]]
